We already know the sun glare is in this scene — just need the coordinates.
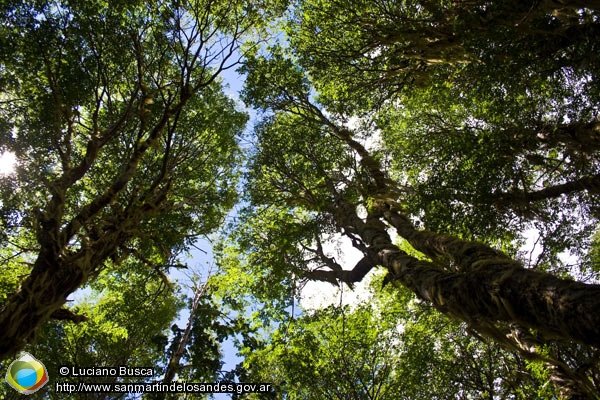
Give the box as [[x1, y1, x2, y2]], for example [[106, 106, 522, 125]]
[[0, 151, 17, 175]]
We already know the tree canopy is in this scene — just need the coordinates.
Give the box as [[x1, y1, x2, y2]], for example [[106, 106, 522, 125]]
[[0, 0, 257, 357], [1, 0, 600, 399]]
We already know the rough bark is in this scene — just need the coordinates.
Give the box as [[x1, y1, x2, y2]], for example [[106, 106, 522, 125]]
[[0, 259, 87, 359], [331, 196, 600, 348], [0, 217, 136, 359]]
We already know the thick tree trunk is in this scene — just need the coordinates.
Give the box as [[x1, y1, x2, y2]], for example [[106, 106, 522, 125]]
[[384, 249, 600, 347], [0, 256, 88, 359], [332, 197, 600, 348], [311, 101, 600, 347], [0, 221, 137, 359]]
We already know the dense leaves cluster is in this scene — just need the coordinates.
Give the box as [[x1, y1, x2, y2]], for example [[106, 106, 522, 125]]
[[241, 277, 559, 399], [2, 0, 600, 399], [215, 0, 600, 398]]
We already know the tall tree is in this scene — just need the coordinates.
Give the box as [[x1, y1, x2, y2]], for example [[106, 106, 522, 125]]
[[163, 276, 209, 385], [161, 271, 246, 386], [230, 3, 600, 392], [240, 50, 600, 340], [0, 0, 278, 358]]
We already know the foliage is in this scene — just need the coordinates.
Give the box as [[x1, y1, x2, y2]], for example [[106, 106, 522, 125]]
[[222, 0, 600, 398], [0, 0, 270, 358], [237, 275, 557, 399], [2, 0, 600, 399], [0, 260, 184, 400], [287, 0, 600, 112]]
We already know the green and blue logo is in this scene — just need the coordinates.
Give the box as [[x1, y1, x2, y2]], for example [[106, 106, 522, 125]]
[[5, 352, 49, 394]]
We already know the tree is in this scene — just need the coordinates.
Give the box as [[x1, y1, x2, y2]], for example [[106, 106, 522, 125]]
[[162, 271, 245, 386], [0, 0, 276, 358], [163, 276, 210, 385], [2, 0, 600, 397], [285, 0, 600, 266], [220, 100, 600, 396], [226, 1, 600, 395], [240, 52, 600, 338]]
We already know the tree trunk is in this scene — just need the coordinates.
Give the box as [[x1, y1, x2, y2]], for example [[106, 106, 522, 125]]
[[0, 256, 88, 359], [163, 278, 209, 383], [0, 217, 140, 358], [332, 197, 600, 348]]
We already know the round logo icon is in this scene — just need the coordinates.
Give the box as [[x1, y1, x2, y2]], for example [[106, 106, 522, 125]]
[[5, 352, 49, 394]]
